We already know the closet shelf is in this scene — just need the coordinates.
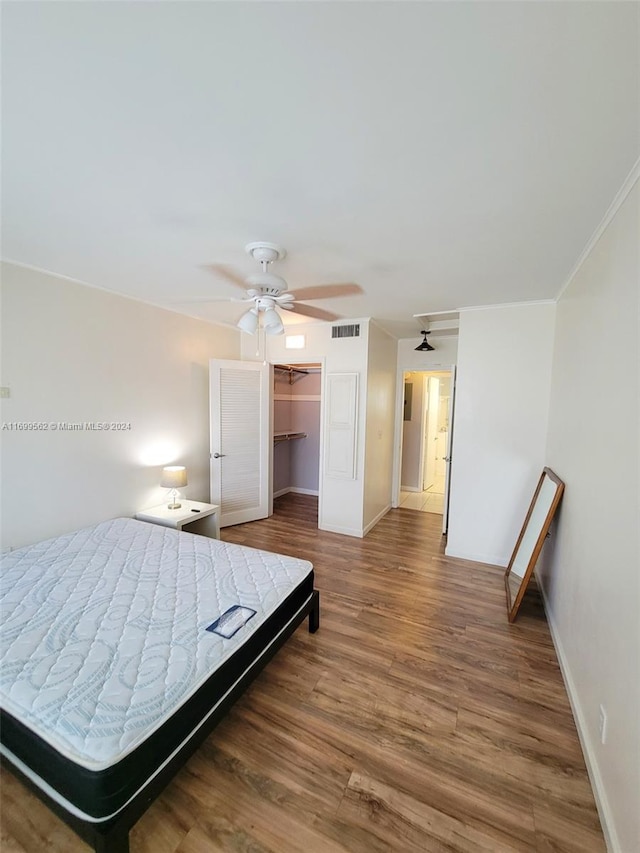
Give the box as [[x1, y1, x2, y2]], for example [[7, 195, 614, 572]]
[[274, 364, 309, 385], [274, 431, 307, 443]]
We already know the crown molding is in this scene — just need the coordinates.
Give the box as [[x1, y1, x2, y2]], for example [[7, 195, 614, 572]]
[[1, 257, 241, 332], [459, 299, 555, 313], [1, 257, 96, 288], [556, 156, 640, 301]]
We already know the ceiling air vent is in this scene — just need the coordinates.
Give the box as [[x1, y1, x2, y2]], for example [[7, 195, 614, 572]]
[[331, 323, 360, 339]]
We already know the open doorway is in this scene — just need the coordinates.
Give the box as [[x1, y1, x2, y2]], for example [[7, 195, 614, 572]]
[[398, 369, 454, 523], [272, 362, 322, 526]]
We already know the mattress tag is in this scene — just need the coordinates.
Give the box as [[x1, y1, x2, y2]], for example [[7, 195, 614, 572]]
[[206, 605, 257, 639]]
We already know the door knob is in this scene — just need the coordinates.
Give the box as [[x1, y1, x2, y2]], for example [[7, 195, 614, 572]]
[[213, 452, 226, 459]]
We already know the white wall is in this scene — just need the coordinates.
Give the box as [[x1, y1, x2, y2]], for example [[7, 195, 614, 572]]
[[539, 178, 639, 853], [397, 334, 458, 370], [0, 263, 239, 549], [446, 302, 556, 564], [363, 322, 396, 533]]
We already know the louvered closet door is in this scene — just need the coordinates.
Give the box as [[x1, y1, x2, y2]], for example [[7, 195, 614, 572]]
[[210, 360, 271, 527]]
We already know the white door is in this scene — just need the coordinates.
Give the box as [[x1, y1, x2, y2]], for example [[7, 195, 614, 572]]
[[209, 359, 272, 528], [422, 376, 440, 491], [442, 367, 456, 535]]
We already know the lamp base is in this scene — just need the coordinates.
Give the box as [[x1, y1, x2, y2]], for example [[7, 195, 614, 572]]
[[167, 501, 182, 509]]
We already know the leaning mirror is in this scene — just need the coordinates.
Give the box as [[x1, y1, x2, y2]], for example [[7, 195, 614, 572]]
[[505, 468, 565, 622]]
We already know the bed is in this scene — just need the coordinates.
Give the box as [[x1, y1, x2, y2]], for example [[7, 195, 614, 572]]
[[0, 517, 319, 852]]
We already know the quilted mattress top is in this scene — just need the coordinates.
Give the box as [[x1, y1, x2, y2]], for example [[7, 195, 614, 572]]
[[0, 517, 312, 769]]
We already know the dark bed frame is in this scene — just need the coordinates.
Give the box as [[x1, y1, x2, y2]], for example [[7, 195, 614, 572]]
[[2, 589, 320, 853]]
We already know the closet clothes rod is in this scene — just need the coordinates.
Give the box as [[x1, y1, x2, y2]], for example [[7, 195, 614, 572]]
[[274, 364, 310, 384], [274, 364, 309, 373], [273, 431, 307, 443]]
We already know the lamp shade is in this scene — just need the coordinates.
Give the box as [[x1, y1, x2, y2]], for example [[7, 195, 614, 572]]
[[160, 466, 188, 488], [263, 308, 284, 335], [237, 308, 259, 334]]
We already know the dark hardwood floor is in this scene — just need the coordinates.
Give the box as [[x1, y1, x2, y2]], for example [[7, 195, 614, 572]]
[[0, 495, 604, 852]]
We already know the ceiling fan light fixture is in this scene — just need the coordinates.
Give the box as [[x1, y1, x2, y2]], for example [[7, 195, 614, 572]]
[[415, 330, 435, 351], [237, 307, 259, 334], [263, 307, 284, 335]]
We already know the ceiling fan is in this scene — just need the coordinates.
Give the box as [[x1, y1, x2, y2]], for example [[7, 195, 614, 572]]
[[202, 242, 362, 335]]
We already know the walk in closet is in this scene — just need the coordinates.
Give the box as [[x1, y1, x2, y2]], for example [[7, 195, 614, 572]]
[[273, 364, 321, 499]]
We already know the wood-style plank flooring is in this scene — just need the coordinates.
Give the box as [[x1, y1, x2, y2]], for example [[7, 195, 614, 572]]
[[0, 495, 604, 852]]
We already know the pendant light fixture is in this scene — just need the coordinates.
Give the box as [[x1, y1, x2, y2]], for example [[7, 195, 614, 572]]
[[415, 330, 435, 351]]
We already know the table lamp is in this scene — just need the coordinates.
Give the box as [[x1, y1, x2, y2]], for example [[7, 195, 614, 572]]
[[160, 465, 188, 509]]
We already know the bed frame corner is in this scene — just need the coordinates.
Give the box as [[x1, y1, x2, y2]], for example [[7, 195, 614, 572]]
[[309, 589, 320, 633]]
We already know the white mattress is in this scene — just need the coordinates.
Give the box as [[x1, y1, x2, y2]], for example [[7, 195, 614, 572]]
[[0, 517, 313, 771]]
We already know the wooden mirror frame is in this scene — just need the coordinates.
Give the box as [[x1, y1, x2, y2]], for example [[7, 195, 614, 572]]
[[504, 467, 565, 622]]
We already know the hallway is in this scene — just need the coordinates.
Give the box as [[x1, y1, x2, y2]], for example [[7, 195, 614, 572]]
[[399, 473, 445, 514]]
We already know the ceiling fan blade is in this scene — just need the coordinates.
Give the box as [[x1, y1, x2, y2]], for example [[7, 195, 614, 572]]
[[287, 283, 362, 301], [201, 264, 248, 290], [283, 303, 341, 322], [170, 296, 252, 305]]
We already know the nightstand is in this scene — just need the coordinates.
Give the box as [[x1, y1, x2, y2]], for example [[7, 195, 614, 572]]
[[135, 500, 220, 539]]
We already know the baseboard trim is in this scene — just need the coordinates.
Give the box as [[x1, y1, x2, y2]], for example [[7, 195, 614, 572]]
[[273, 487, 320, 499], [535, 572, 619, 853], [318, 522, 363, 538], [443, 545, 506, 566], [363, 504, 391, 536]]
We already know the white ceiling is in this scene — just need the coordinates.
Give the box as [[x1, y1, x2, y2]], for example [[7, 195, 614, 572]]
[[2, 2, 638, 339]]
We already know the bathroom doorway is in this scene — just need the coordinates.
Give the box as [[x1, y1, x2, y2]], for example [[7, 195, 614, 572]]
[[398, 369, 454, 526]]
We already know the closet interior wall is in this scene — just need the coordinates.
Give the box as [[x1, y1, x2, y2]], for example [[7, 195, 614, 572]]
[[273, 364, 321, 498]]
